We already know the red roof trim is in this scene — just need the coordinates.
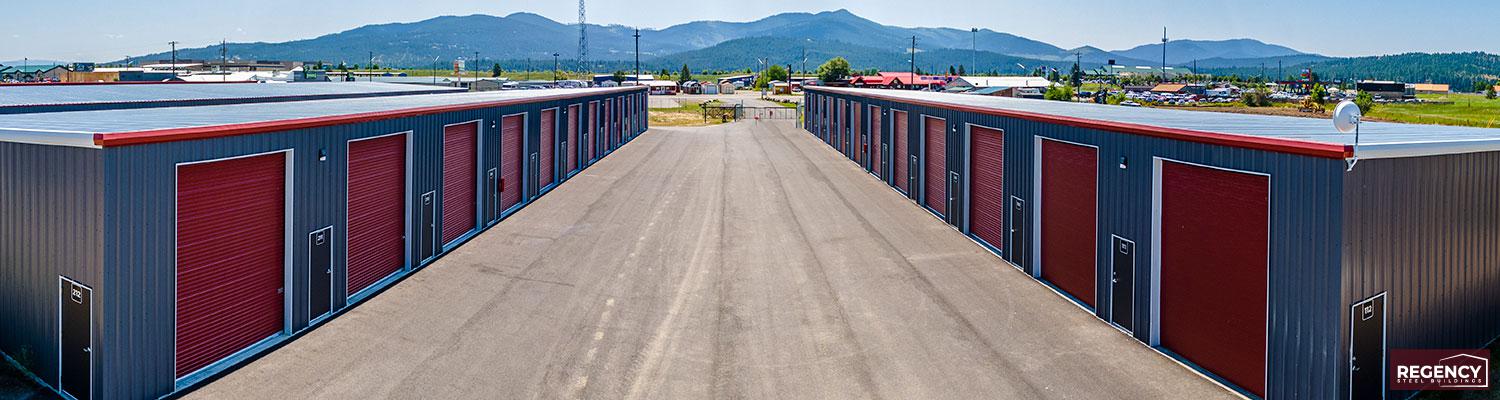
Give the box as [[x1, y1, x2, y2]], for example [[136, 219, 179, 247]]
[[808, 87, 1352, 159], [0, 81, 254, 87], [96, 86, 646, 147]]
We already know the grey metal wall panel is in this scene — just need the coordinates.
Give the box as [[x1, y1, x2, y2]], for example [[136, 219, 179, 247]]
[[1341, 152, 1500, 399], [0, 142, 104, 397], [95, 88, 639, 399], [805, 89, 1346, 399]]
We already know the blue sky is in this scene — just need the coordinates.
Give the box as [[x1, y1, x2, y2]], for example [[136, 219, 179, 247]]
[[2, 0, 1495, 62]]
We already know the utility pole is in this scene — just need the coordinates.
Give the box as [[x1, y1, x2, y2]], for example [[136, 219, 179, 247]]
[[971, 28, 978, 76], [633, 28, 641, 81], [474, 51, 480, 83], [553, 53, 560, 84], [1160, 27, 1167, 83], [220, 40, 227, 82], [168, 41, 179, 76], [368, 51, 374, 82], [910, 36, 917, 90]]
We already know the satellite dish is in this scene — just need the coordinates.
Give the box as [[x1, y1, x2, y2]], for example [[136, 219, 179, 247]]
[[1333, 100, 1362, 134]]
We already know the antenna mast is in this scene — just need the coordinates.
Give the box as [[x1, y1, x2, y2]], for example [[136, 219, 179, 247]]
[[577, 0, 588, 73]]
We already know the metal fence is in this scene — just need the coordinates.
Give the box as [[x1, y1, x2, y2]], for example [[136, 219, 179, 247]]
[[701, 104, 800, 122]]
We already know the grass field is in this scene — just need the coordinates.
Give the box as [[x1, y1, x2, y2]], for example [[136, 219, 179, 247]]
[[649, 100, 727, 127], [1366, 93, 1500, 128]]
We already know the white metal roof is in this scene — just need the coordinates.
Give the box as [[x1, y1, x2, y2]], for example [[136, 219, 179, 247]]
[[813, 87, 1500, 159], [0, 87, 637, 148]]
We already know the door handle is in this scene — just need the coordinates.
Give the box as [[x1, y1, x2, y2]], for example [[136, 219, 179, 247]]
[[83, 347, 91, 353]]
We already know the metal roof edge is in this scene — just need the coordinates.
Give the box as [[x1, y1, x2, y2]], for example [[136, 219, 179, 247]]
[[805, 86, 1352, 159], [96, 86, 646, 147], [0, 128, 101, 149], [1354, 139, 1500, 160], [0, 87, 466, 115]]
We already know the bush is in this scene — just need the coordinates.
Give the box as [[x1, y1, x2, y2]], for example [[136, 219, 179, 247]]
[[1241, 90, 1271, 107], [1310, 83, 1328, 106], [1355, 90, 1376, 114], [1487, 84, 1497, 100], [1107, 92, 1127, 105], [1044, 85, 1074, 102]]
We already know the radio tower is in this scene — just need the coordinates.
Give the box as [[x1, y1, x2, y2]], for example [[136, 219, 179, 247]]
[[577, 0, 588, 73]]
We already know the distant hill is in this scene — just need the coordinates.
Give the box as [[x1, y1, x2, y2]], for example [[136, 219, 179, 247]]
[[654, 36, 1072, 75], [1113, 39, 1316, 65], [1200, 52, 1500, 88]]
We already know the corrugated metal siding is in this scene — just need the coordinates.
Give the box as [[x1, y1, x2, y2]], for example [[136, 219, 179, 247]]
[[805, 89, 1346, 399], [0, 142, 104, 396], [93, 88, 642, 399], [1341, 153, 1500, 399]]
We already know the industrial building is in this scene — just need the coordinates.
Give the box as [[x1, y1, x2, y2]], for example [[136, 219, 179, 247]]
[[804, 86, 1500, 399], [0, 85, 648, 400], [0, 81, 464, 114]]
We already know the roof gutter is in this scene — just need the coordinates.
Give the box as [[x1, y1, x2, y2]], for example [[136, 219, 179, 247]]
[[95, 86, 645, 147], [806, 86, 1352, 159]]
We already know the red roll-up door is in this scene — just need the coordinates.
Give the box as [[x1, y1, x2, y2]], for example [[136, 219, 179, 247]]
[[441, 121, 478, 244], [923, 116, 947, 215], [567, 104, 579, 173], [175, 152, 286, 378], [607, 97, 616, 147], [852, 103, 862, 165], [587, 102, 597, 161], [894, 111, 909, 192], [540, 109, 556, 189], [1039, 139, 1097, 307], [347, 134, 406, 296], [501, 114, 524, 211], [869, 105, 882, 177], [1160, 160, 1269, 397], [839, 100, 848, 157], [969, 126, 1004, 249]]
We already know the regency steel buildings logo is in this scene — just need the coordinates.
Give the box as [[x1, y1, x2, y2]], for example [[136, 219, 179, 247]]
[[1390, 349, 1490, 390]]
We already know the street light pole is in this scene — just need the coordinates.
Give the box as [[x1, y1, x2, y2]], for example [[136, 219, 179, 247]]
[[633, 28, 641, 82], [473, 51, 479, 83], [553, 53, 560, 84]]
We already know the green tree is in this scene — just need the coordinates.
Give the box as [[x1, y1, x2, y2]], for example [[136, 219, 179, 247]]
[[678, 64, 693, 84], [957, 65, 966, 76], [1070, 62, 1082, 88], [1310, 83, 1328, 106], [1047, 68, 1061, 83], [816, 57, 852, 83], [611, 70, 627, 84], [1043, 85, 1074, 101], [948, 65, 956, 76], [754, 64, 790, 89], [1486, 83, 1496, 99], [491, 63, 503, 78], [1354, 90, 1376, 114]]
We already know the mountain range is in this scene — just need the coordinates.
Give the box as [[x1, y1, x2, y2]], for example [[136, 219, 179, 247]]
[[130, 10, 1496, 86], [137, 10, 1314, 68]]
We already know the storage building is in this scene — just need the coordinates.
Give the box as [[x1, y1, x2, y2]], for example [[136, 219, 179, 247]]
[[804, 86, 1500, 399], [0, 86, 648, 400]]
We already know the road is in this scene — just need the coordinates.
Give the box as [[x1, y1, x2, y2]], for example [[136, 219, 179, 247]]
[[186, 120, 1237, 400]]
